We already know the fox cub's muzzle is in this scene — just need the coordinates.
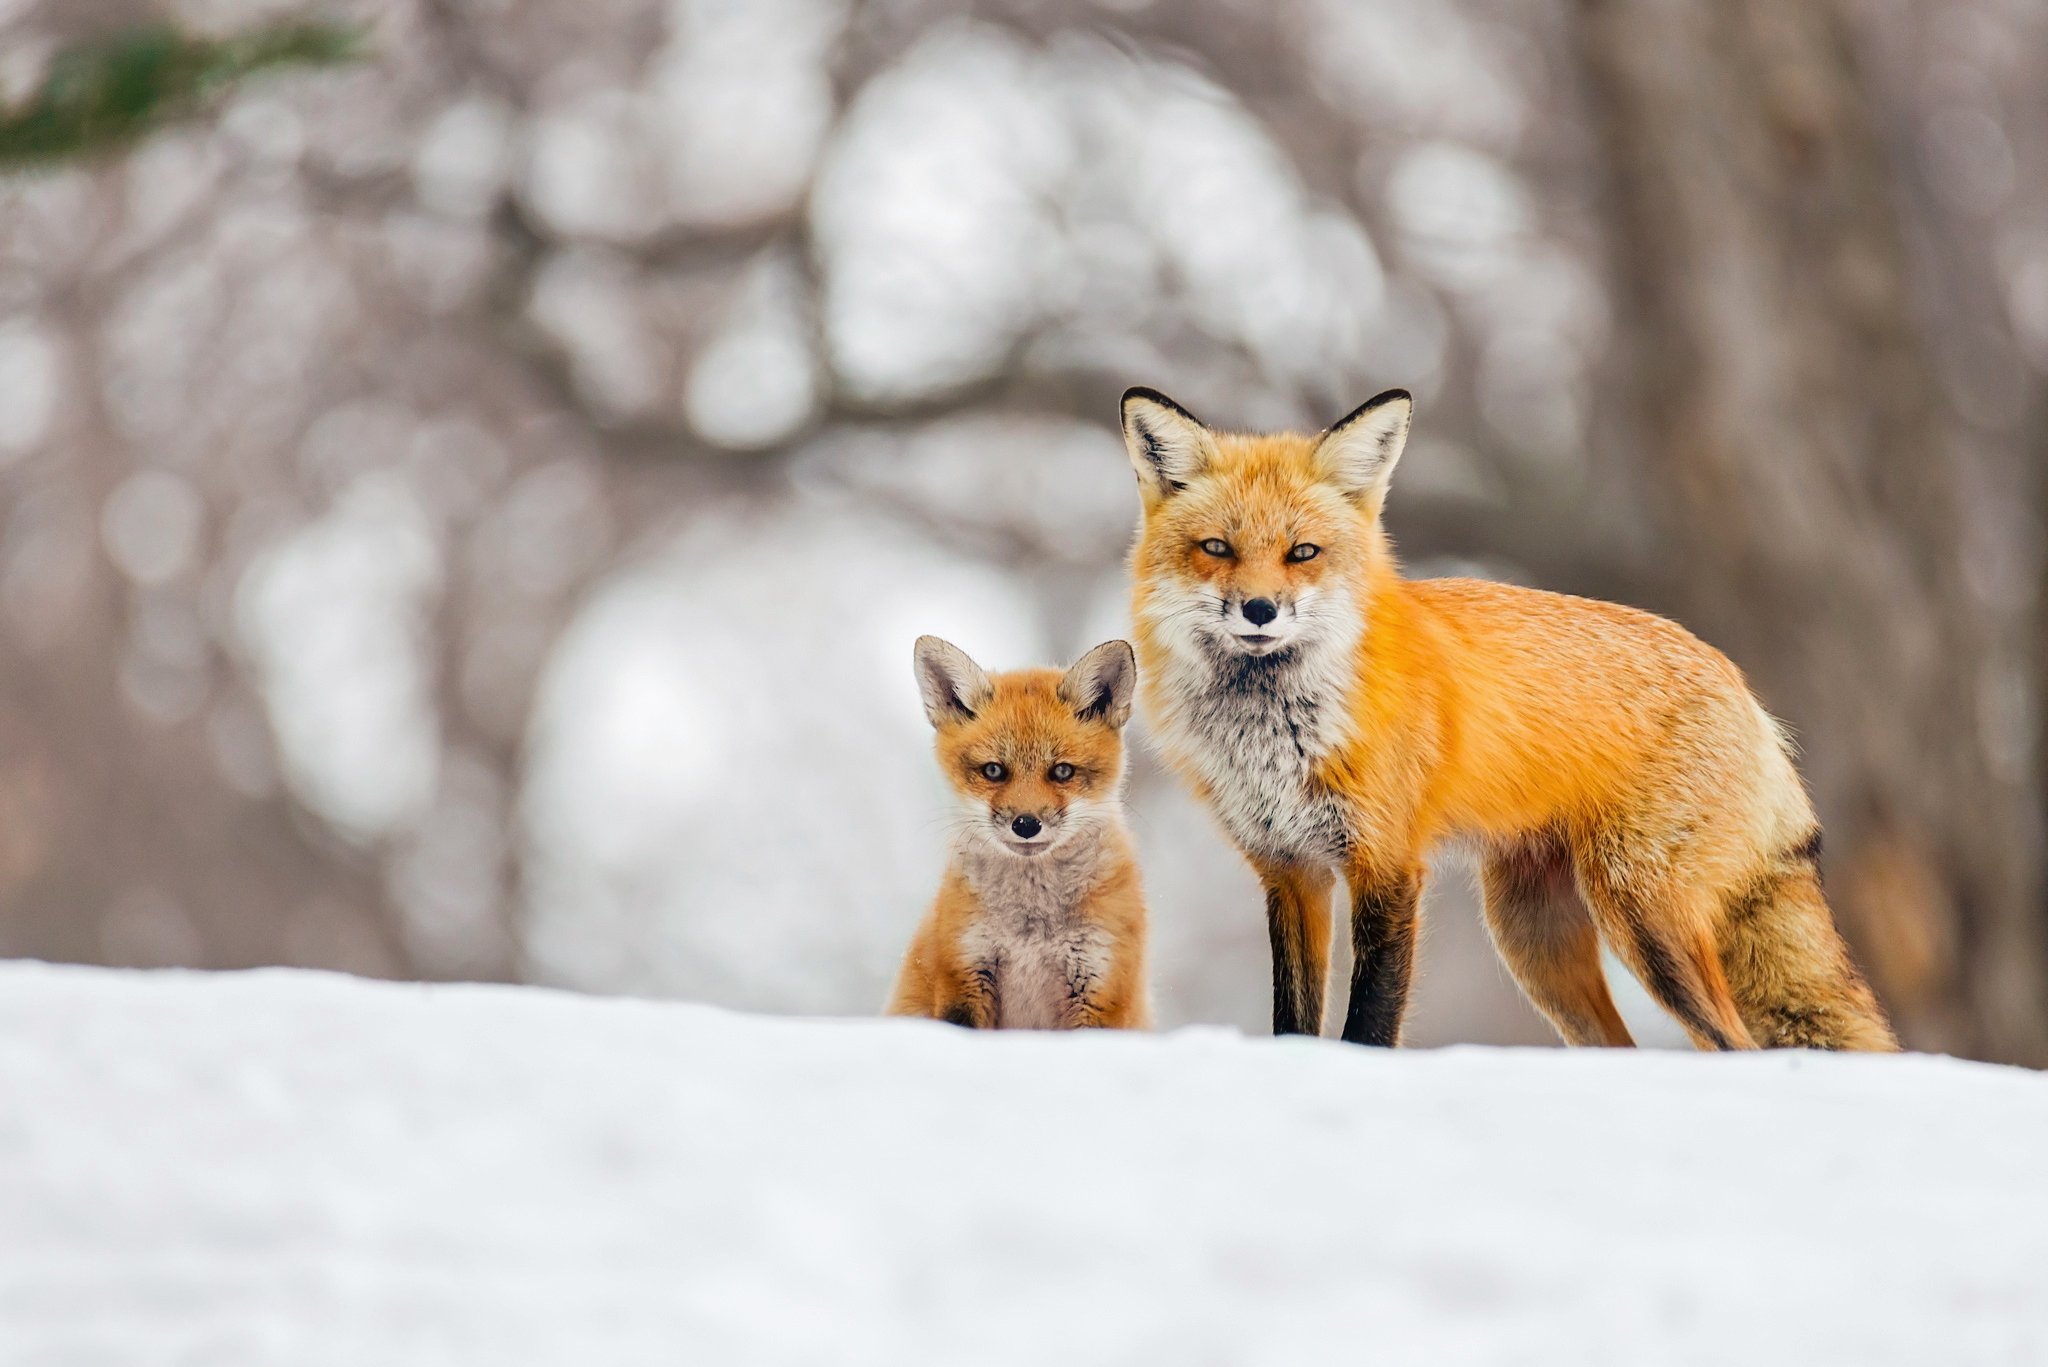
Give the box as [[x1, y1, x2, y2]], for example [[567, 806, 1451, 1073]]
[[996, 805, 1061, 855]]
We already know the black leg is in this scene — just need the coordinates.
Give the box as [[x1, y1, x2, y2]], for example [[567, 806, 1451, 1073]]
[[1341, 872, 1422, 1046], [1261, 866, 1333, 1036]]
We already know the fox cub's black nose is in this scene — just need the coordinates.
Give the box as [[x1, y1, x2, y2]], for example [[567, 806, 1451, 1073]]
[[1242, 597, 1279, 627], [1010, 813, 1042, 839]]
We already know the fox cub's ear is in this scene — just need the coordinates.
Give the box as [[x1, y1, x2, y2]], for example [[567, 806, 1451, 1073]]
[[1059, 639, 1137, 730], [1315, 388, 1412, 508], [913, 636, 993, 728], [1121, 387, 1212, 499]]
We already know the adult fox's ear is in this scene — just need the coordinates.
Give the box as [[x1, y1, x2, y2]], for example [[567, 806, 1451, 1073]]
[[913, 636, 993, 729], [1315, 388, 1412, 509], [1059, 639, 1137, 730], [1121, 387, 1213, 500]]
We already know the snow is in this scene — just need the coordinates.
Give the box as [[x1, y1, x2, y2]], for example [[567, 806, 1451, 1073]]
[[2, 964, 2043, 1365]]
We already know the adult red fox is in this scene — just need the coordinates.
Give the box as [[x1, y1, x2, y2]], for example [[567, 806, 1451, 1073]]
[[886, 637, 1151, 1030], [1119, 385, 1896, 1051]]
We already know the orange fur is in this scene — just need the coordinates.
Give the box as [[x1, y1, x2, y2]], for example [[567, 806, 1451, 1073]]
[[1120, 387, 1896, 1051], [886, 639, 1151, 1030]]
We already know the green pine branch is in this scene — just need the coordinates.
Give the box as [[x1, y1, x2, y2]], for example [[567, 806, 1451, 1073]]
[[0, 20, 365, 171]]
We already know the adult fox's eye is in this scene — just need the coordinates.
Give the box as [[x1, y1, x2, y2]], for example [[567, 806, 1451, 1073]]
[[1199, 538, 1232, 558], [1049, 762, 1075, 782], [980, 762, 1007, 781], [1287, 543, 1321, 562]]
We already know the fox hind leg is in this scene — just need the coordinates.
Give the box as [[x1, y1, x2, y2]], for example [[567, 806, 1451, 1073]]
[[1480, 836, 1635, 1047], [1575, 845, 1758, 1052]]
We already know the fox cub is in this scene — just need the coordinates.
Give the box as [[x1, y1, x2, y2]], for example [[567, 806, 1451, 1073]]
[[887, 637, 1151, 1030], [1119, 385, 1896, 1052]]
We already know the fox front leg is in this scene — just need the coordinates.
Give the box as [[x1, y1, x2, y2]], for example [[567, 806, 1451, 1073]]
[[939, 961, 998, 1028], [1255, 861, 1336, 1036], [1055, 948, 1109, 1030], [1340, 866, 1423, 1046]]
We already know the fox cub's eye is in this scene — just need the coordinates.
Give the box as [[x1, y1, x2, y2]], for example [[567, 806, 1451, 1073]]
[[1287, 543, 1320, 562], [1049, 762, 1075, 783], [979, 761, 1007, 782], [1199, 538, 1233, 558]]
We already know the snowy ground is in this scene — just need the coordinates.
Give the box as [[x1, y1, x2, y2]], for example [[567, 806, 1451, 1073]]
[[2, 965, 2043, 1366]]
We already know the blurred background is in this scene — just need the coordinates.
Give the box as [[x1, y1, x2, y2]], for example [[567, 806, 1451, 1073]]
[[0, 0, 2041, 1061]]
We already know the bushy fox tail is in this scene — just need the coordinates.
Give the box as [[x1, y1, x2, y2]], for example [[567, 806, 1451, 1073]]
[[1717, 843, 1898, 1051]]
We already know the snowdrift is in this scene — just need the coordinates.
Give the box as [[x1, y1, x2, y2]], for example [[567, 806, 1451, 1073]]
[[2, 963, 2042, 1365]]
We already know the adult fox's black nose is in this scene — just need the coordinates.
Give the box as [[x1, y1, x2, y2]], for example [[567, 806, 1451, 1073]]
[[1242, 597, 1279, 627], [1010, 813, 1042, 839]]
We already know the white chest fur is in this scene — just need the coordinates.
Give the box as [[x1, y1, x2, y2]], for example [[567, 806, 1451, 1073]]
[[956, 840, 1116, 1030], [1150, 649, 1353, 867]]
